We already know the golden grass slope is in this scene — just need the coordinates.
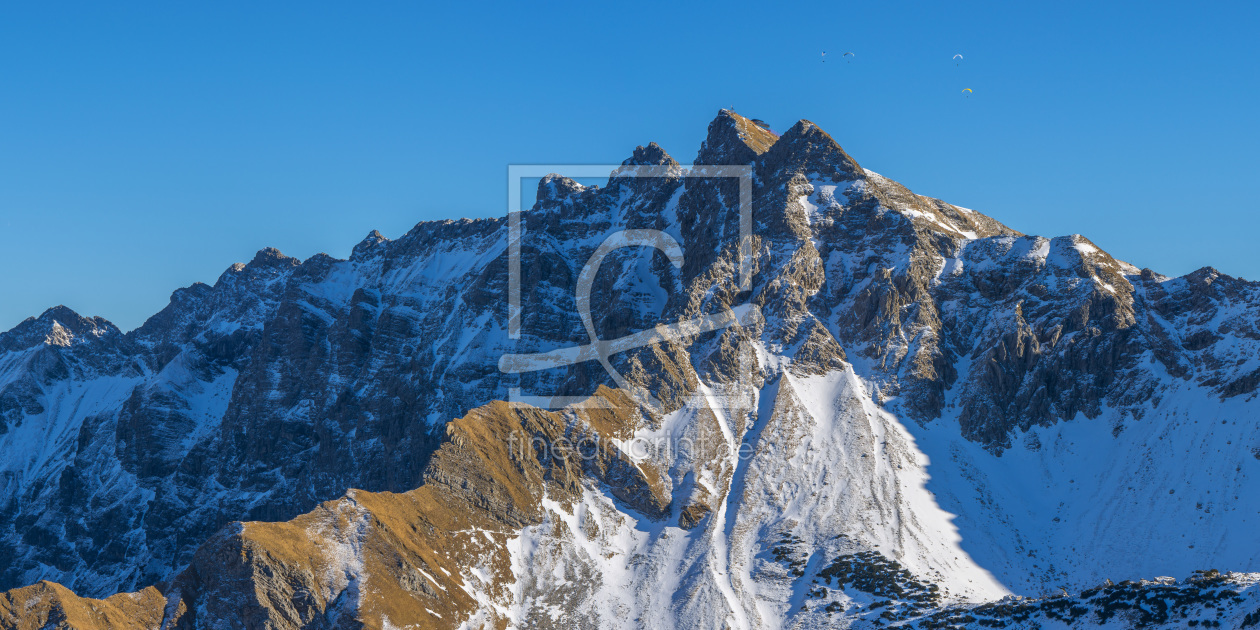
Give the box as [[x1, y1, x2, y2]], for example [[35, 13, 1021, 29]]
[[0, 387, 654, 629]]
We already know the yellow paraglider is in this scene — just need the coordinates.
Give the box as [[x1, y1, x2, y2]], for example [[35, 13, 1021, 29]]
[[961, 88, 973, 98]]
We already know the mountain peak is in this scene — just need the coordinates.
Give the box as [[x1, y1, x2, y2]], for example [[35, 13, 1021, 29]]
[[212, 247, 300, 290], [0, 305, 120, 351], [537, 174, 586, 202], [695, 109, 779, 165], [248, 247, 298, 270], [622, 142, 677, 167], [352, 230, 389, 261], [37, 305, 86, 323], [12, 109, 1260, 630], [762, 118, 863, 181]]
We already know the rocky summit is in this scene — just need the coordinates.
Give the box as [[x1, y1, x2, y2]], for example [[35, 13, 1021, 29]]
[[3, 110, 1260, 629]]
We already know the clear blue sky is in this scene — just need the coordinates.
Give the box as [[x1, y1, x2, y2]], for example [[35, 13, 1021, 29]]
[[2, 1, 1258, 332]]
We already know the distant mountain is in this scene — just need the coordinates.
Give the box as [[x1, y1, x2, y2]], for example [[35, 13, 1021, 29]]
[[3, 110, 1260, 629]]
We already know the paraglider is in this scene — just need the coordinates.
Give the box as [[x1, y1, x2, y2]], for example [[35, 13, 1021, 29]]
[[961, 88, 972, 98], [821, 51, 826, 63], [842, 51, 855, 63], [953, 54, 963, 66]]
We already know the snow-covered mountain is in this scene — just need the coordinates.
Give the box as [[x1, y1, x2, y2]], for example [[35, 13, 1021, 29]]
[[3, 110, 1260, 629]]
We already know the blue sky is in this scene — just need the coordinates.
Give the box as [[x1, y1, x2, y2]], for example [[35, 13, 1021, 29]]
[[2, 1, 1258, 332]]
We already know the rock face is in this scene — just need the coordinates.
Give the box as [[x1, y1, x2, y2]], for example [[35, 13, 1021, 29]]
[[4, 110, 1260, 628]]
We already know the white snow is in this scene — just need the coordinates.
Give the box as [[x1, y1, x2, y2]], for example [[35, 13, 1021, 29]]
[[498, 366, 1013, 629], [899, 208, 978, 240]]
